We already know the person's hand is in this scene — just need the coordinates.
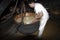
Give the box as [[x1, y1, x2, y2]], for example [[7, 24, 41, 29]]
[[35, 13, 41, 19], [31, 13, 43, 23], [31, 14, 40, 23]]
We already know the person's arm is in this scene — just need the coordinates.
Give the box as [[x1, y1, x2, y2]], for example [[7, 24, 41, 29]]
[[31, 12, 43, 23], [35, 12, 43, 19]]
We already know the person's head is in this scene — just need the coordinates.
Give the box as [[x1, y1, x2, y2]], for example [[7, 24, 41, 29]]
[[26, 0, 35, 8]]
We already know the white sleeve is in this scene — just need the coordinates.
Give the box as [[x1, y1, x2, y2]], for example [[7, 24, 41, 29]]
[[35, 4, 42, 14]]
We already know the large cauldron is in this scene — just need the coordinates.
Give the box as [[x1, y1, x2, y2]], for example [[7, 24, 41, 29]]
[[14, 12, 40, 34]]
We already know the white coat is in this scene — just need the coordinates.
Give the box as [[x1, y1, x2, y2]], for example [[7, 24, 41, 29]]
[[34, 3, 49, 37]]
